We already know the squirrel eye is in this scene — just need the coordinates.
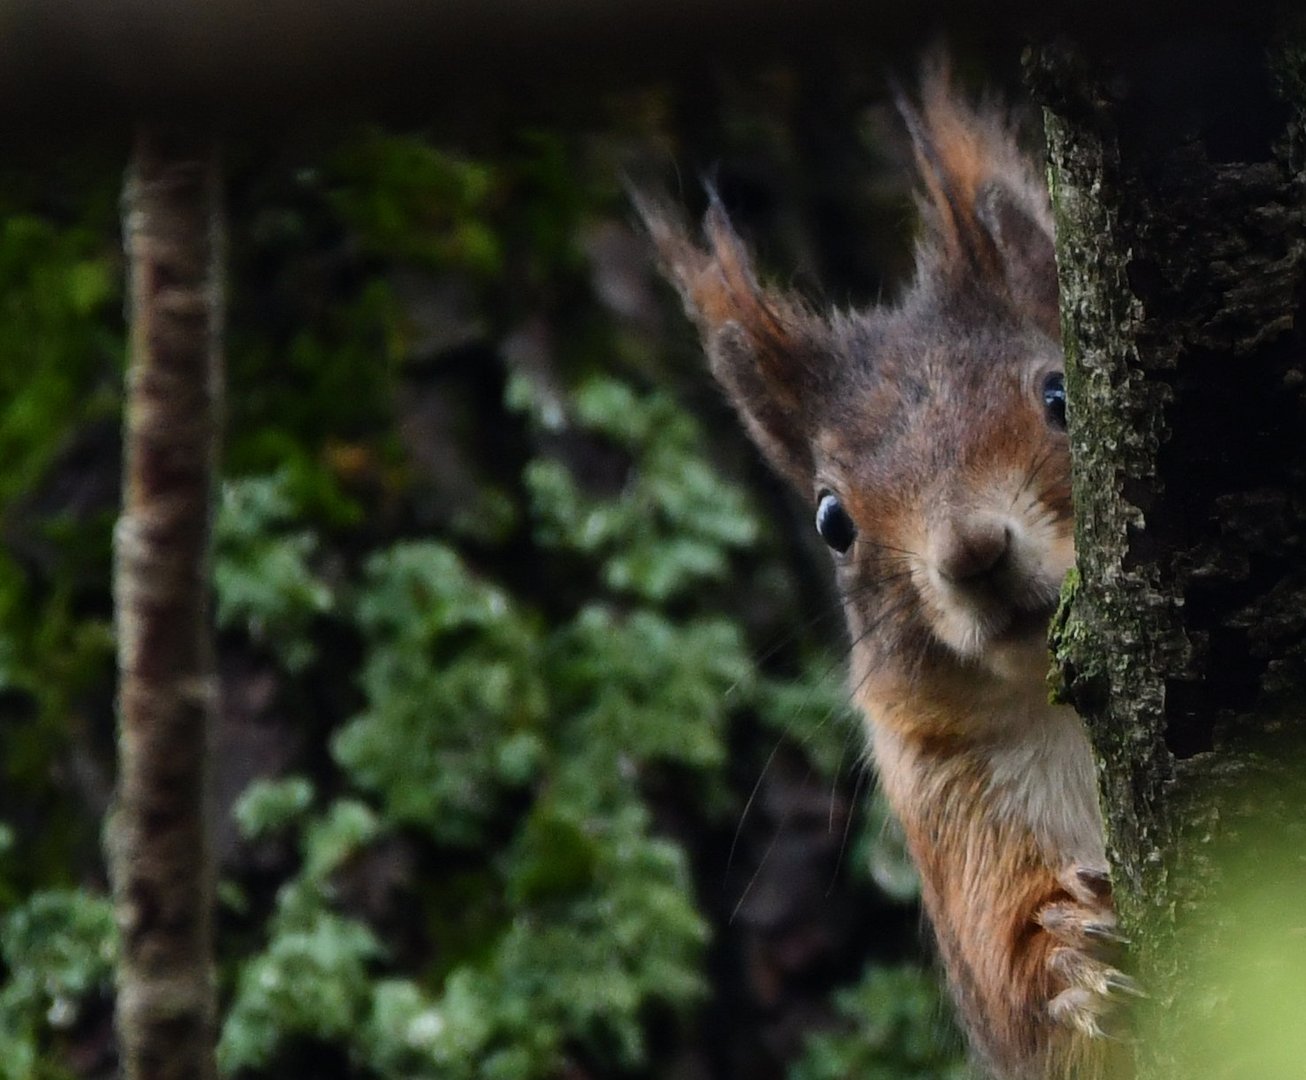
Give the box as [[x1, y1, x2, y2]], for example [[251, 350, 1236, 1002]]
[[816, 492, 857, 554], [1042, 372, 1067, 430]]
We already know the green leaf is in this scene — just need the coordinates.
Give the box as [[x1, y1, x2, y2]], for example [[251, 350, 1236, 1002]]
[[506, 808, 598, 906], [214, 472, 334, 671], [234, 776, 316, 839], [789, 966, 965, 1080]]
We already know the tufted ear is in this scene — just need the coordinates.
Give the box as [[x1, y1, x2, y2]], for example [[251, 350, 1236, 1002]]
[[895, 66, 1061, 339], [633, 188, 827, 488]]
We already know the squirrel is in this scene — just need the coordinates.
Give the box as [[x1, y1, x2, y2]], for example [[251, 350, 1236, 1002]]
[[635, 69, 1135, 1079]]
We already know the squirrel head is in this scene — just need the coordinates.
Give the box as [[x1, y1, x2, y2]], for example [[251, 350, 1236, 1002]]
[[637, 68, 1073, 685]]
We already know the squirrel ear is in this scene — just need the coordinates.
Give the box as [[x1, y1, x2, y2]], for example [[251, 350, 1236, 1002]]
[[633, 187, 822, 487], [973, 180, 1060, 336], [896, 66, 1061, 339]]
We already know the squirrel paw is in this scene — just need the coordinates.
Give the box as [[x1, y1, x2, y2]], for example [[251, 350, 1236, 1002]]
[[1038, 864, 1140, 1039]]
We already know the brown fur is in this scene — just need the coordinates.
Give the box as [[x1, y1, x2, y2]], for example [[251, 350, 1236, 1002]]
[[864, 673, 1124, 1078], [638, 68, 1132, 1079]]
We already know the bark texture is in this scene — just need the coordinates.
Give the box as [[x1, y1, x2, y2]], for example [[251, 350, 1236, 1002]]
[[110, 128, 222, 1080], [1031, 35, 1306, 1078]]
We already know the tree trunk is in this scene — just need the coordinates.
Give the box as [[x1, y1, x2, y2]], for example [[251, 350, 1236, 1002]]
[[109, 127, 222, 1080], [1030, 34, 1306, 1079]]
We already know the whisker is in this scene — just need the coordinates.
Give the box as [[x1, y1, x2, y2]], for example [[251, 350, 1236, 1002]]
[[827, 720, 860, 834], [727, 577, 922, 920], [827, 756, 871, 897], [721, 567, 914, 701], [802, 595, 908, 709], [853, 537, 919, 559], [832, 568, 914, 604], [726, 590, 902, 877], [843, 594, 917, 665], [729, 589, 914, 861], [1011, 446, 1054, 510], [837, 595, 919, 708], [1033, 481, 1072, 512], [729, 607, 850, 693], [728, 765, 813, 926], [727, 739, 783, 879]]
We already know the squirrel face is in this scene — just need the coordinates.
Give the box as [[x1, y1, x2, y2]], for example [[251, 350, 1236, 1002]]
[[814, 318, 1072, 684]]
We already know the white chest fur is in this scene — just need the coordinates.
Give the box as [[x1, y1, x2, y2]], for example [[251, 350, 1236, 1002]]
[[865, 687, 1106, 871], [979, 699, 1106, 868]]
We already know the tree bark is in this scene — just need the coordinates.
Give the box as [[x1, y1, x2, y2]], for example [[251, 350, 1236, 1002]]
[[1031, 33, 1306, 1079], [109, 127, 222, 1080]]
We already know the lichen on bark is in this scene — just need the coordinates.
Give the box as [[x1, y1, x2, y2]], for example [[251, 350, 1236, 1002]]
[[1031, 33, 1306, 1077]]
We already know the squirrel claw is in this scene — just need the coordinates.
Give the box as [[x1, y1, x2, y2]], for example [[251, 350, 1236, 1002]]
[[1041, 862, 1141, 1037], [1061, 862, 1113, 905], [1049, 986, 1135, 1042], [1048, 986, 1108, 1039], [1047, 951, 1139, 1037], [1085, 920, 1130, 946], [1037, 901, 1125, 951], [1105, 970, 1147, 999]]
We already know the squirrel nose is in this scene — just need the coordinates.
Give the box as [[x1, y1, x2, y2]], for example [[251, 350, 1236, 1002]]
[[932, 517, 1011, 584]]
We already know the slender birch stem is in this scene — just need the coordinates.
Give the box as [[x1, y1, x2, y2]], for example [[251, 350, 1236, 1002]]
[[110, 126, 222, 1080]]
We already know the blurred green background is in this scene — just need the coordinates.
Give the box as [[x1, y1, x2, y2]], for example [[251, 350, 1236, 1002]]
[[0, 58, 995, 1080]]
